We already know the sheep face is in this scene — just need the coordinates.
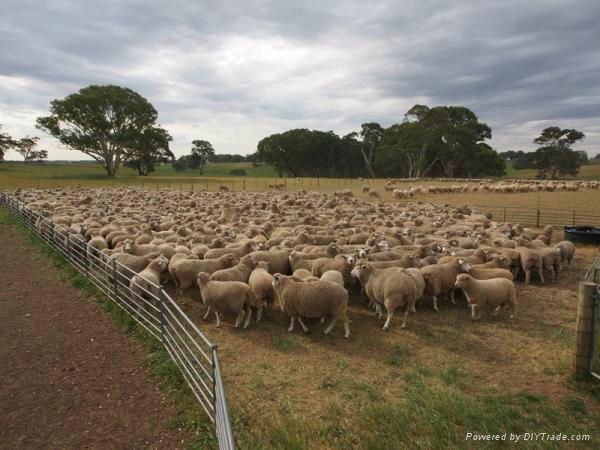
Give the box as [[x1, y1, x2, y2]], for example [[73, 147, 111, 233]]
[[375, 241, 390, 252], [458, 259, 472, 273], [454, 273, 473, 288], [350, 262, 368, 280], [123, 239, 134, 253]]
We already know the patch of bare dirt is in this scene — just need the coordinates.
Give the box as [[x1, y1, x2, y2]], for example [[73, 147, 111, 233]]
[[0, 222, 189, 449]]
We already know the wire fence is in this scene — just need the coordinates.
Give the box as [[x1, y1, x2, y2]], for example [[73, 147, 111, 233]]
[[469, 205, 600, 228], [0, 193, 235, 450]]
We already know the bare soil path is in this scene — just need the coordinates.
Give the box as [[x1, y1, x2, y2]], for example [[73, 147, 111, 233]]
[[0, 218, 189, 449]]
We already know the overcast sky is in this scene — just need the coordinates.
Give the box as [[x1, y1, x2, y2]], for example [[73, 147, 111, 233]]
[[1, 0, 599, 160]]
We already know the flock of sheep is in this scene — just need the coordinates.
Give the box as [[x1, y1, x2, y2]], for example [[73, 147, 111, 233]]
[[14, 186, 578, 338], [356, 179, 600, 199]]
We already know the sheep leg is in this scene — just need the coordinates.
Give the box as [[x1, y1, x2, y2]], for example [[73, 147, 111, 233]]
[[524, 269, 531, 284], [214, 311, 221, 328], [537, 266, 545, 284], [298, 317, 309, 333], [450, 289, 456, 305], [288, 317, 295, 332], [470, 305, 478, 320], [433, 296, 439, 312], [343, 318, 350, 339], [382, 311, 394, 330], [256, 305, 263, 323], [243, 308, 253, 329], [324, 317, 339, 335], [203, 306, 211, 320], [493, 306, 501, 317], [320, 317, 325, 323], [400, 308, 408, 329], [234, 309, 246, 328]]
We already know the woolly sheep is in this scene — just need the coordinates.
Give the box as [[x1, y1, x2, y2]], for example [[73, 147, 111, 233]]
[[197, 272, 251, 327], [248, 261, 275, 322], [272, 274, 350, 338], [320, 270, 345, 287], [172, 254, 239, 295], [210, 254, 256, 283], [129, 255, 169, 311], [555, 240, 575, 269], [455, 274, 517, 320], [350, 262, 417, 330]]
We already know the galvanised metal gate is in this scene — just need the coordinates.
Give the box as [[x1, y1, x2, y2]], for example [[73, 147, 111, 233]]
[[0, 193, 235, 449]]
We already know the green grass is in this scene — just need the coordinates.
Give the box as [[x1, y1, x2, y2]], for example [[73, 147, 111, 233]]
[[0, 207, 216, 449]]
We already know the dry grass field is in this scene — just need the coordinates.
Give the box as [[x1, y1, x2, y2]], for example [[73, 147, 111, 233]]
[[170, 245, 600, 449]]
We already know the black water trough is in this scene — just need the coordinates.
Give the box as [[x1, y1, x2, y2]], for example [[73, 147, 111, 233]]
[[564, 226, 600, 245]]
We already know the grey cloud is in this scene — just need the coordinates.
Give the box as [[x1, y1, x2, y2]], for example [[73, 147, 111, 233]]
[[1, 0, 599, 159]]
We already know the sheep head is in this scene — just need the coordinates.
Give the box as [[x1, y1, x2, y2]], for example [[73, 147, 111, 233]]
[[454, 273, 473, 288]]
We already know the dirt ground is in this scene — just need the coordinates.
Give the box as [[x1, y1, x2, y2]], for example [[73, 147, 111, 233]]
[[0, 223, 189, 449]]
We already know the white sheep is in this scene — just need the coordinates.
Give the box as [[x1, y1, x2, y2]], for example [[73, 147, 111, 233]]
[[272, 274, 350, 338], [197, 272, 252, 328], [454, 274, 517, 320]]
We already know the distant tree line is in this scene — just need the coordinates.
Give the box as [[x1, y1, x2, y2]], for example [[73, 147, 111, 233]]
[[11, 83, 590, 180], [256, 105, 506, 178]]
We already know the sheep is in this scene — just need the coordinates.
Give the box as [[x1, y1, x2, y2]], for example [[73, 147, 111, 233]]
[[204, 241, 256, 259], [272, 274, 350, 338], [196, 272, 252, 327], [555, 240, 576, 269], [113, 251, 161, 284], [129, 255, 169, 311], [311, 254, 355, 286], [122, 239, 158, 256], [320, 270, 345, 287], [459, 262, 514, 280], [248, 261, 275, 322], [172, 254, 239, 295], [350, 262, 417, 330], [472, 255, 510, 270], [514, 247, 545, 284], [420, 258, 469, 311], [250, 249, 291, 274], [537, 247, 561, 281], [289, 251, 316, 272], [210, 254, 256, 283], [454, 274, 517, 320], [292, 268, 319, 281]]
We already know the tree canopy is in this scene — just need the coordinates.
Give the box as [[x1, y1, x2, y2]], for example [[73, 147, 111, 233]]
[[124, 127, 173, 175], [533, 127, 585, 179], [0, 124, 17, 161], [255, 106, 504, 179], [14, 136, 48, 163], [36, 85, 170, 176], [256, 129, 366, 177]]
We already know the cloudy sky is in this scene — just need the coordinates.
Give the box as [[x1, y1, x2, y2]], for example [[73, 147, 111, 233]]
[[1, 0, 599, 160]]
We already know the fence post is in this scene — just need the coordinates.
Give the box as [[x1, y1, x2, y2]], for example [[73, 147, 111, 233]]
[[536, 209, 541, 228], [159, 287, 166, 345], [66, 231, 71, 260], [111, 257, 118, 300], [574, 282, 597, 376]]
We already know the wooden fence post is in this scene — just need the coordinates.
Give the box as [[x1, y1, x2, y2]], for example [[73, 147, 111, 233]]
[[573, 282, 597, 376]]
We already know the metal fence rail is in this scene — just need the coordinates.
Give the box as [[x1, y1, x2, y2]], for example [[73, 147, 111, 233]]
[[467, 205, 600, 228], [0, 193, 235, 449]]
